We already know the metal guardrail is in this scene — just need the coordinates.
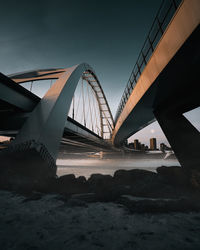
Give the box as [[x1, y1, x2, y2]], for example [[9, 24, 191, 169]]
[[114, 0, 182, 123]]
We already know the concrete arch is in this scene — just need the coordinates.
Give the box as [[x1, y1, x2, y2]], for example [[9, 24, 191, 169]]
[[11, 66, 114, 139], [8, 63, 112, 171]]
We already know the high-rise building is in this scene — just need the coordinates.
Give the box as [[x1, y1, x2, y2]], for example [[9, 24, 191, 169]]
[[150, 138, 157, 150], [134, 139, 140, 150], [141, 144, 145, 151]]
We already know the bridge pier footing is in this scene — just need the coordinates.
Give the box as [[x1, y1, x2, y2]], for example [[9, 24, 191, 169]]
[[0, 140, 57, 177], [154, 109, 200, 170], [0, 140, 57, 190]]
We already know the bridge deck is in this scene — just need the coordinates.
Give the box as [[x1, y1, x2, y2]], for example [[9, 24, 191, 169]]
[[113, 0, 200, 145]]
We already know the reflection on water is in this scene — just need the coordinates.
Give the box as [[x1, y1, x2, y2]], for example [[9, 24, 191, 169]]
[[56, 152, 180, 179]]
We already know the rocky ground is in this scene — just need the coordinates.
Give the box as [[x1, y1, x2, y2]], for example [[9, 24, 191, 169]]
[[0, 190, 200, 250], [0, 166, 200, 249]]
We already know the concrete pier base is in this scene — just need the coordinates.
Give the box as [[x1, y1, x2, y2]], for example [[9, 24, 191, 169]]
[[154, 109, 200, 170], [0, 140, 57, 189]]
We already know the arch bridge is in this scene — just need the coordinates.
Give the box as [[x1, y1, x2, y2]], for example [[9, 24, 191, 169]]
[[0, 0, 199, 178], [0, 64, 114, 177]]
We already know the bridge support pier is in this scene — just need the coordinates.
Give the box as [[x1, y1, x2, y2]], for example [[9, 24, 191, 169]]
[[0, 65, 80, 181], [154, 109, 200, 170], [0, 141, 56, 187]]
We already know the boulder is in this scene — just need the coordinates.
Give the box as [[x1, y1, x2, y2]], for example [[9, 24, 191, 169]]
[[56, 174, 89, 194], [77, 176, 87, 184], [113, 169, 157, 185], [58, 174, 76, 184], [87, 174, 116, 201], [156, 166, 189, 186], [113, 169, 177, 198], [88, 174, 113, 188], [118, 195, 200, 213]]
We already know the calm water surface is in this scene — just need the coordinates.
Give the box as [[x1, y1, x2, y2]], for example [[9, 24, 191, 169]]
[[56, 152, 180, 179]]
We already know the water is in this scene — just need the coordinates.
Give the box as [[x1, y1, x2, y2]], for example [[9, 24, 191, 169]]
[[56, 152, 180, 179]]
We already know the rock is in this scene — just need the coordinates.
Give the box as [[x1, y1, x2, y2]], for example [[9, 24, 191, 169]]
[[88, 174, 113, 187], [77, 176, 87, 184], [113, 169, 157, 185], [113, 169, 178, 198], [156, 166, 189, 186], [117, 195, 200, 213], [59, 174, 76, 184], [87, 174, 116, 201], [56, 174, 89, 195]]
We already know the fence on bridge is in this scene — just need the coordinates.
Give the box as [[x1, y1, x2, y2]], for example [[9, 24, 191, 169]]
[[115, 0, 182, 123]]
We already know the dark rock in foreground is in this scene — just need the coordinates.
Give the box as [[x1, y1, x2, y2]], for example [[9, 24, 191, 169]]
[[113, 169, 157, 184], [117, 195, 200, 213], [0, 165, 200, 203], [43, 174, 89, 195], [156, 166, 189, 186]]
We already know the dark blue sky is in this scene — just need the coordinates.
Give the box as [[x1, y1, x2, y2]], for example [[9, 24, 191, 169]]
[[0, 0, 161, 113], [0, 0, 199, 146]]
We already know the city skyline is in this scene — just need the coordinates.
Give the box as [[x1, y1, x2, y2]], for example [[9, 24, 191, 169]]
[[129, 137, 171, 151]]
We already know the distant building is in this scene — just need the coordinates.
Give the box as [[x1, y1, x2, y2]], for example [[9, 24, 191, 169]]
[[150, 138, 157, 150], [141, 144, 145, 151], [134, 139, 140, 150]]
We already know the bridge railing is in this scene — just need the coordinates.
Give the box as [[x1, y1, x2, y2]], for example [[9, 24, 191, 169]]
[[114, 0, 182, 123]]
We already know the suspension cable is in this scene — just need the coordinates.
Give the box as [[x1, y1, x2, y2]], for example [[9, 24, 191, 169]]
[[91, 87, 101, 136], [72, 95, 75, 119], [75, 83, 82, 120], [30, 81, 33, 92], [87, 83, 94, 131], [82, 78, 86, 126]]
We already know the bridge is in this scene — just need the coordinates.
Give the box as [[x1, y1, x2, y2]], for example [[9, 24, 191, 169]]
[[0, 0, 199, 178]]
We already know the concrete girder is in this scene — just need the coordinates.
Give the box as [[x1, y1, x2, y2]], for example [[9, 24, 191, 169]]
[[112, 0, 200, 146]]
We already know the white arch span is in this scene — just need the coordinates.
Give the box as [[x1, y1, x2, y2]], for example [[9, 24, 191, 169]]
[[9, 63, 113, 169]]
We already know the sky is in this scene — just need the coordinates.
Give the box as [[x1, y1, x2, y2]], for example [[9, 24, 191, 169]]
[[0, 0, 199, 146]]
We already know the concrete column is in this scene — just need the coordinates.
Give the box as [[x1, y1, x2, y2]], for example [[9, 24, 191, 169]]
[[154, 109, 200, 170]]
